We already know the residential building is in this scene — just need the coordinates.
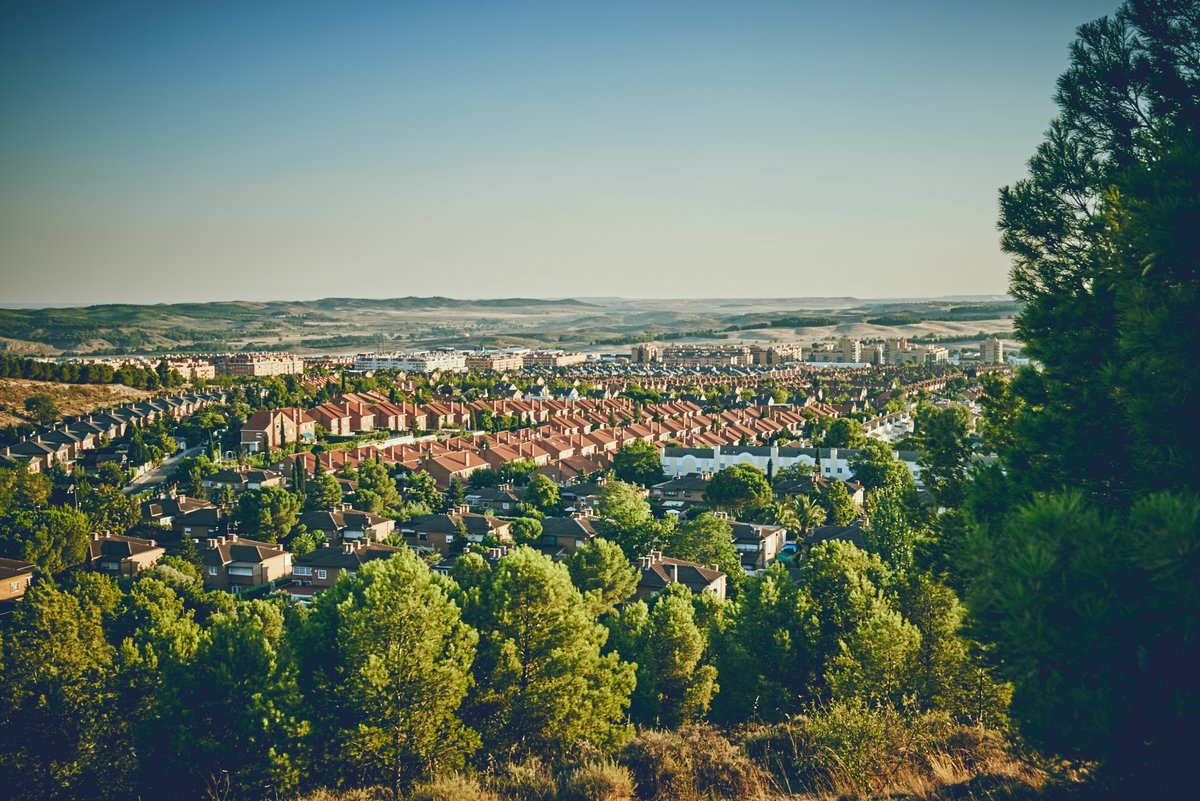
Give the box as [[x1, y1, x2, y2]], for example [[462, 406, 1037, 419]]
[[397, 511, 511, 556], [215, 353, 304, 377], [200, 535, 292, 593], [0, 557, 35, 602], [635, 551, 727, 601], [354, 351, 467, 372], [298, 505, 395, 543], [465, 352, 525, 371], [88, 532, 165, 577], [728, 520, 788, 574], [981, 337, 1005, 365], [522, 350, 588, 369], [240, 408, 317, 452], [291, 541, 405, 591], [141, 494, 216, 528], [535, 513, 598, 559]]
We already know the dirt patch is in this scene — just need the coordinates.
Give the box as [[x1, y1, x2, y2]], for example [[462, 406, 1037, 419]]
[[0, 378, 155, 428]]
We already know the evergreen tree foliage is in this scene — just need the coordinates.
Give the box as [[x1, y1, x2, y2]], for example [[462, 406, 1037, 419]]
[[295, 550, 479, 796], [463, 546, 635, 758], [304, 471, 343, 512], [816, 481, 857, 526], [0, 506, 91, 574], [702, 464, 772, 517], [0, 582, 116, 801], [236, 486, 301, 543], [567, 537, 639, 617], [356, 459, 402, 512], [847, 439, 914, 493], [522, 474, 560, 515], [963, 0, 1200, 781], [616, 588, 718, 728], [595, 480, 664, 560], [152, 601, 307, 800], [660, 512, 744, 596], [612, 440, 665, 487]]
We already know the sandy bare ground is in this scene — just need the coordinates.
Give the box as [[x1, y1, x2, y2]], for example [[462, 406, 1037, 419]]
[[0, 379, 154, 428]]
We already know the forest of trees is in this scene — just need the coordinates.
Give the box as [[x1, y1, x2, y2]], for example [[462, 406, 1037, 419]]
[[0, 1, 1195, 799], [0, 354, 183, 390]]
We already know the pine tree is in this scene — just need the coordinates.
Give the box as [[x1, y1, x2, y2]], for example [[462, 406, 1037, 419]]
[[464, 546, 635, 757], [296, 550, 479, 797], [567, 537, 639, 617]]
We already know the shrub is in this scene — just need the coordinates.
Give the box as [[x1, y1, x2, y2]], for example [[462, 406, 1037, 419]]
[[487, 757, 556, 801], [409, 775, 499, 801], [290, 788, 387, 801], [558, 761, 636, 801], [743, 701, 1041, 799], [620, 724, 766, 801]]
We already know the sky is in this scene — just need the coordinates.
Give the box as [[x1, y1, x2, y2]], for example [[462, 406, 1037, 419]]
[[0, 0, 1121, 305]]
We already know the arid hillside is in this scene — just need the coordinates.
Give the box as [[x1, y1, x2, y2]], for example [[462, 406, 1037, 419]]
[[0, 378, 154, 428]]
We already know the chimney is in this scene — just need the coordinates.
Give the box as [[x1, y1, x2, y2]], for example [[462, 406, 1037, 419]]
[[710, 564, 721, 573], [343, 543, 354, 553], [230, 534, 238, 542], [638, 555, 651, 569], [92, 532, 100, 541], [218, 536, 227, 545], [650, 550, 662, 563], [207, 538, 218, 548]]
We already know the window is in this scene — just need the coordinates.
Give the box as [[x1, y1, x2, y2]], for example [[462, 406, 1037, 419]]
[[9, 581, 19, 592], [208, 566, 218, 576], [418, 533, 428, 541], [293, 566, 312, 577], [316, 569, 327, 580], [228, 566, 254, 577]]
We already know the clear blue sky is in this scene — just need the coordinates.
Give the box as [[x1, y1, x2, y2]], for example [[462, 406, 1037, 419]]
[[0, 0, 1120, 304]]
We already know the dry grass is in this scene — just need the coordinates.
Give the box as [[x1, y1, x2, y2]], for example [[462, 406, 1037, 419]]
[[0, 378, 153, 428], [621, 724, 773, 801], [558, 760, 636, 801], [409, 775, 499, 801]]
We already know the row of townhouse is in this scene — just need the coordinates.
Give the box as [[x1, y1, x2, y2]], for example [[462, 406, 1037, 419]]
[[0, 390, 228, 472], [264, 400, 822, 494], [241, 393, 711, 453]]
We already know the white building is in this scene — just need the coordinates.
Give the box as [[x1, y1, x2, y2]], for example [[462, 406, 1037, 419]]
[[354, 352, 468, 372], [660, 444, 920, 484]]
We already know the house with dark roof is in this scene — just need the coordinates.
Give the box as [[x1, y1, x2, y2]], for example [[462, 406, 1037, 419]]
[[141, 494, 216, 527], [200, 535, 292, 593], [535, 513, 598, 560], [88, 532, 165, 577], [290, 540, 404, 593], [174, 506, 225, 542], [560, 480, 620, 512], [464, 485, 524, 514], [650, 474, 710, 506], [729, 519, 788, 574], [397, 510, 512, 556], [0, 557, 35, 602], [805, 520, 867, 551], [635, 551, 726, 601], [298, 505, 395, 543]]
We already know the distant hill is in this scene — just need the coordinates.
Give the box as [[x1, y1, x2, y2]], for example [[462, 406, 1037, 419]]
[[0, 295, 1017, 356], [0, 297, 595, 355]]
